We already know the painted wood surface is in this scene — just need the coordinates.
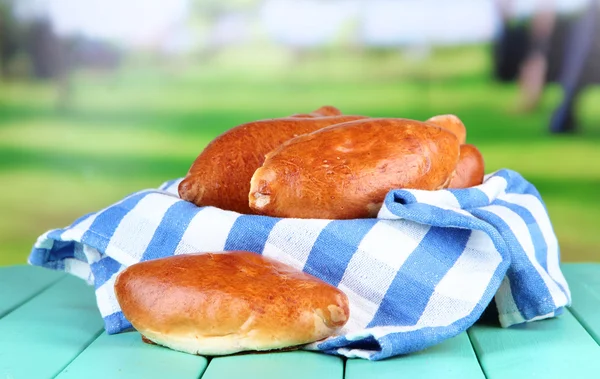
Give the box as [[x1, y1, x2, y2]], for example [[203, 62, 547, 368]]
[[562, 263, 600, 344], [202, 351, 344, 379], [56, 331, 209, 379], [346, 332, 485, 379], [1, 264, 600, 379], [468, 309, 600, 378], [0, 265, 63, 317], [0, 274, 104, 379]]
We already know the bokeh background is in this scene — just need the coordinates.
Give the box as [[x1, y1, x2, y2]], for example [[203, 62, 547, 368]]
[[1, 0, 598, 266]]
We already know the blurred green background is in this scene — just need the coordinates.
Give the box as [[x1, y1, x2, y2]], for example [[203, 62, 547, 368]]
[[1, 0, 599, 266]]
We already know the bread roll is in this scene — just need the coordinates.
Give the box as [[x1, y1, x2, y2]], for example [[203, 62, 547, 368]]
[[114, 251, 349, 356], [426, 115, 485, 188], [178, 107, 367, 214], [249, 118, 460, 219], [426, 114, 467, 145], [448, 144, 485, 188]]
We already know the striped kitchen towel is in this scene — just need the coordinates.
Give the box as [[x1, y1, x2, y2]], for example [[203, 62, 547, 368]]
[[28, 168, 571, 360]]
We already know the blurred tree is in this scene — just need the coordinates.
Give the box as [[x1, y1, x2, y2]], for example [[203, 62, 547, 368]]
[[0, 0, 21, 79], [191, 0, 263, 61], [1, 0, 123, 112], [22, 16, 74, 112], [25, 17, 61, 79]]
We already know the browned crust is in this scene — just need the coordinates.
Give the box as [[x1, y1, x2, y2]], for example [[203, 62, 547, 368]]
[[178, 107, 367, 214], [448, 144, 485, 188], [115, 251, 350, 354], [249, 118, 460, 219]]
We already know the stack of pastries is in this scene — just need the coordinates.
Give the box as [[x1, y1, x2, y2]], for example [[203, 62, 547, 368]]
[[178, 105, 484, 219], [113, 106, 485, 357]]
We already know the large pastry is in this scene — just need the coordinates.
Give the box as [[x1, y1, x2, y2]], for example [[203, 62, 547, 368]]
[[114, 251, 350, 356], [249, 117, 463, 219], [178, 106, 367, 214]]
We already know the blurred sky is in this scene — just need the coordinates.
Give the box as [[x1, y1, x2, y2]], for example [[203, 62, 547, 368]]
[[16, 0, 189, 46], [22, 0, 595, 48], [48, 0, 189, 43]]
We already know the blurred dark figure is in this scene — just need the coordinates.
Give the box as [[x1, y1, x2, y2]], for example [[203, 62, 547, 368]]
[[493, 0, 600, 133], [493, 0, 556, 90], [550, 0, 600, 133]]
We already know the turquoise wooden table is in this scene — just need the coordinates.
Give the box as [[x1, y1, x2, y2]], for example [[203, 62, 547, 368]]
[[1, 263, 600, 379]]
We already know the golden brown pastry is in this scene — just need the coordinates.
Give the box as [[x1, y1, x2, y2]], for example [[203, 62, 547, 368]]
[[427, 114, 485, 188], [249, 118, 461, 219], [448, 144, 485, 188], [114, 251, 349, 356], [426, 114, 467, 145], [178, 107, 367, 214]]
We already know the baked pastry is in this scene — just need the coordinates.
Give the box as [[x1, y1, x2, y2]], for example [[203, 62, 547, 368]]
[[249, 118, 461, 219], [426, 114, 467, 145], [426, 114, 484, 188], [114, 251, 350, 356], [448, 144, 485, 188], [178, 106, 367, 214]]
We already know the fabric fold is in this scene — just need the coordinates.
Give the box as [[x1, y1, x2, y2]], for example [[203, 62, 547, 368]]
[[28, 168, 571, 360]]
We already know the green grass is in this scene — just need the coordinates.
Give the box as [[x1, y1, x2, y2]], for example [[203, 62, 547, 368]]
[[1, 44, 599, 266]]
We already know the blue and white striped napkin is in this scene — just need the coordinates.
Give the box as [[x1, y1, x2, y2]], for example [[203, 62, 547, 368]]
[[29, 168, 571, 360]]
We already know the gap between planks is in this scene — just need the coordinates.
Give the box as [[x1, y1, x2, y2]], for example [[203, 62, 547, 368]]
[[51, 330, 106, 379], [0, 275, 65, 319]]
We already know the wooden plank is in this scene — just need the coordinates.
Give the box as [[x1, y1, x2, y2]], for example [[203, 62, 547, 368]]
[[468, 308, 600, 378], [202, 351, 343, 379], [55, 331, 208, 379], [345, 332, 485, 379], [562, 263, 600, 344], [0, 265, 64, 317], [0, 275, 104, 379]]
